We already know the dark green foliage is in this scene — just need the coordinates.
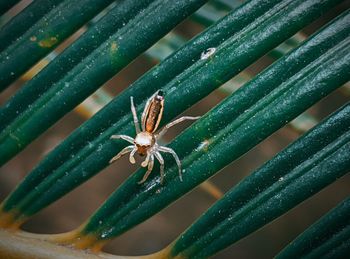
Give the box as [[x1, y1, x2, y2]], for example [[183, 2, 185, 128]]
[[0, 0, 154, 130], [80, 10, 350, 240], [0, 0, 65, 52], [0, 0, 348, 257], [0, 0, 208, 163], [277, 197, 350, 259], [0, 0, 119, 89], [170, 104, 350, 258], [2, 0, 343, 224]]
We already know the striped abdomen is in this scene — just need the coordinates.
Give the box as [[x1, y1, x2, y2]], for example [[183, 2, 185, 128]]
[[142, 91, 164, 133]]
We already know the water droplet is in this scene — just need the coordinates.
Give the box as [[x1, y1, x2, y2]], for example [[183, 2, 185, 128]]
[[196, 140, 210, 152], [201, 47, 216, 60], [97, 144, 103, 151]]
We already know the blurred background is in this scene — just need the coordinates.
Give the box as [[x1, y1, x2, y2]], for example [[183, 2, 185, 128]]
[[0, 0, 349, 258]]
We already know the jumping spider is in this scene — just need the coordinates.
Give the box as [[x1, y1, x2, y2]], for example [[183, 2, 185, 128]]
[[109, 90, 200, 184]]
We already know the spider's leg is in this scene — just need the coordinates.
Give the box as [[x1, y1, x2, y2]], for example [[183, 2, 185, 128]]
[[158, 146, 183, 181], [138, 154, 154, 184], [154, 151, 165, 184], [110, 134, 134, 144], [130, 96, 141, 134], [157, 116, 200, 139], [109, 145, 134, 163], [129, 148, 137, 164]]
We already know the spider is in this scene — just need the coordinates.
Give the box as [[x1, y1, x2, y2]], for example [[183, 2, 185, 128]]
[[109, 90, 200, 184]]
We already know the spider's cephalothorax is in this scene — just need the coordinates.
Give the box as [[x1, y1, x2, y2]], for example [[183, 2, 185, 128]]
[[110, 90, 200, 184]]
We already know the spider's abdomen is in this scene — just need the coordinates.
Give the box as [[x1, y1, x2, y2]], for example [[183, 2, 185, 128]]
[[143, 91, 164, 133]]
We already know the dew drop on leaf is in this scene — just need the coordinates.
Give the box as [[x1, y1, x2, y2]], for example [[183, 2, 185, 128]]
[[201, 47, 216, 60]]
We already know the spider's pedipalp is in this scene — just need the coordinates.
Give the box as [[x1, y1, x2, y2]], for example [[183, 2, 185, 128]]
[[138, 154, 155, 184], [158, 146, 183, 181], [157, 116, 200, 139], [129, 148, 137, 164], [141, 152, 151, 167], [110, 134, 134, 144], [154, 151, 165, 184], [109, 145, 134, 164]]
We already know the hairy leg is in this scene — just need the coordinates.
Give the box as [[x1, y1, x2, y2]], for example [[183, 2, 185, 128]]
[[129, 148, 137, 164], [141, 152, 151, 167], [110, 134, 134, 144], [157, 116, 200, 139], [109, 145, 134, 163], [158, 146, 183, 181], [130, 96, 141, 134], [154, 152, 165, 184], [138, 155, 154, 184]]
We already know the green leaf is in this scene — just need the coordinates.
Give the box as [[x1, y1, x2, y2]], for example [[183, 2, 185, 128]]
[[79, 12, 349, 242], [277, 196, 350, 259], [0, 0, 65, 52], [1, 0, 339, 226], [167, 104, 350, 258], [0, 1, 348, 258], [0, 0, 287, 171], [191, 0, 306, 74], [0, 0, 208, 164], [0, 0, 119, 90]]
